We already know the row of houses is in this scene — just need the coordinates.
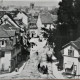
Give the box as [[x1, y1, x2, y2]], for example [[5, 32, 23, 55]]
[[0, 6, 57, 73], [0, 11, 28, 73]]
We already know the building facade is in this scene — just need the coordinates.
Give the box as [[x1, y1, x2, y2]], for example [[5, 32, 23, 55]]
[[61, 38, 80, 76]]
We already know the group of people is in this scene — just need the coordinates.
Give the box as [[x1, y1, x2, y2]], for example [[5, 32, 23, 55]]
[[38, 62, 48, 74]]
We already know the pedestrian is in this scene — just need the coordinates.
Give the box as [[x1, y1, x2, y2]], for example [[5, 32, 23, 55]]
[[36, 51, 38, 55], [38, 62, 41, 72], [44, 65, 48, 74], [9, 66, 11, 72], [41, 65, 45, 74]]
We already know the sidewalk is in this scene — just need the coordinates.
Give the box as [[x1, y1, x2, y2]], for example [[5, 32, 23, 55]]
[[0, 62, 26, 78], [52, 62, 65, 79]]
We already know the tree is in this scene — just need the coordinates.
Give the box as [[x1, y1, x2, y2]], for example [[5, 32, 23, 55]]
[[57, 0, 80, 46], [50, 8, 58, 15]]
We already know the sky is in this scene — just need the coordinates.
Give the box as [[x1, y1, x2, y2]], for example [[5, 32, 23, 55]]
[[3, 0, 61, 1], [1, 0, 61, 7]]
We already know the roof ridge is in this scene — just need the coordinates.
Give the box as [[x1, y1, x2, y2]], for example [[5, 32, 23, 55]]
[[5, 13, 20, 28]]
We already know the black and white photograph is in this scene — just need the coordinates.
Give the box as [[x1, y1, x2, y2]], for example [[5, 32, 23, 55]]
[[0, 0, 80, 79]]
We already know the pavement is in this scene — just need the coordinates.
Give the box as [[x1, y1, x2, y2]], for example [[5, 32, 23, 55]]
[[52, 62, 65, 79]]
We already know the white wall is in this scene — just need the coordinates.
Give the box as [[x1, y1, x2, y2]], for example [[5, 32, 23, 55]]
[[63, 45, 80, 75], [0, 51, 11, 71], [64, 56, 78, 66], [64, 56, 79, 75], [0, 40, 6, 47], [64, 45, 79, 57], [17, 12, 28, 26]]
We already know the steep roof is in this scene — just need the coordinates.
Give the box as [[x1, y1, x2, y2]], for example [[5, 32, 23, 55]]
[[0, 27, 9, 38], [72, 38, 80, 50], [62, 38, 80, 50], [40, 12, 53, 24], [1, 13, 20, 28]]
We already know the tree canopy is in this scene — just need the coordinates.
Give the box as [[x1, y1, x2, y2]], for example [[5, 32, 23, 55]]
[[57, 0, 80, 40]]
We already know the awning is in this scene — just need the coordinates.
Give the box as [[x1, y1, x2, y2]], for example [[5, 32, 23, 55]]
[[65, 62, 73, 69]]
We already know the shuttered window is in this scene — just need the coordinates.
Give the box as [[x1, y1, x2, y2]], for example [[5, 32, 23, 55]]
[[68, 49, 74, 57]]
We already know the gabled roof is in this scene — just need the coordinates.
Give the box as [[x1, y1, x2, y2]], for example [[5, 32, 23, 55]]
[[62, 38, 80, 50], [1, 22, 20, 34], [22, 11, 28, 17], [40, 12, 53, 24], [1, 13, 20, 28], [0, 27, 9, 38]]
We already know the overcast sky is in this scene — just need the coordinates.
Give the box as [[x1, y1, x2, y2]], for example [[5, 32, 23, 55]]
[[3, 0, 61, 2], [1, 0, 61, 7]]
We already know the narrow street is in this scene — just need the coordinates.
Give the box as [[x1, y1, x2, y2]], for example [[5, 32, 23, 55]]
[[10, 52, 42, 79], [0, 38, 56, 79]]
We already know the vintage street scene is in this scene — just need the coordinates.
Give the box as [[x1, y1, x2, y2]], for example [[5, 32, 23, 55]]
[[0, 0, 80, 79]]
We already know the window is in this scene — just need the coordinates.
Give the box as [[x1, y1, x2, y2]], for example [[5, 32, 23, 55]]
[[68, 49, 74, 57], [2, 40, 4, 45], [1, 52, 5, 57], [0, 51, 5, 57]]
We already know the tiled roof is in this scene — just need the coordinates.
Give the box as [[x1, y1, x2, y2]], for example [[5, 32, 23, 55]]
[[6, 30, 15, 37], [40, 12, 53, 24], [72, 38, 80, 50], [0, 27, 9, 38], [1, 23, 20, 32]]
